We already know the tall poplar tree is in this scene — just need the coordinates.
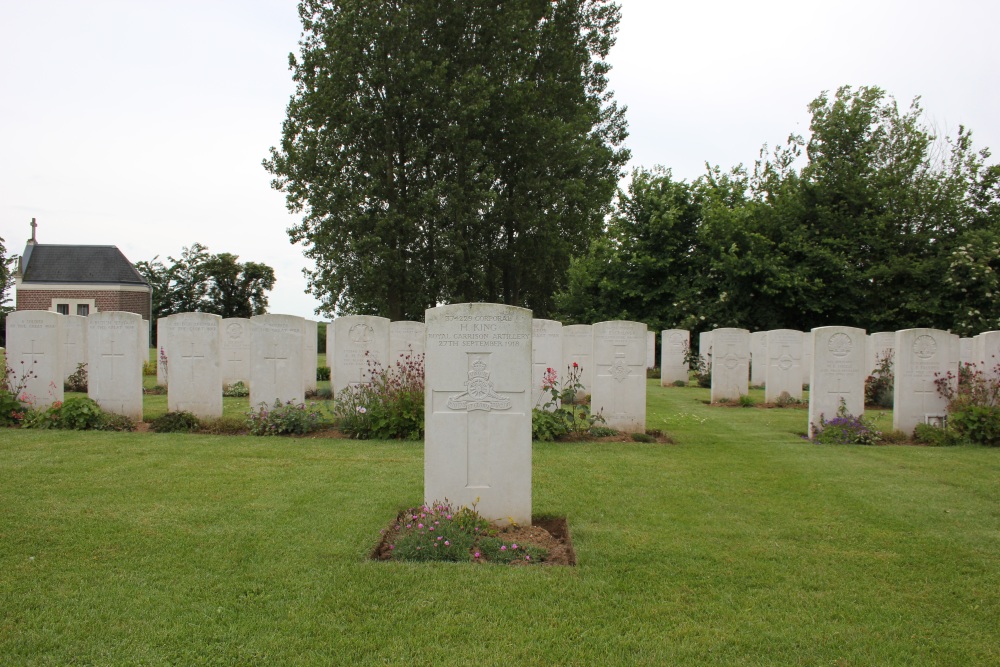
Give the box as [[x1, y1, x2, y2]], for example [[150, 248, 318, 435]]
[[265, 0, 629, 320]]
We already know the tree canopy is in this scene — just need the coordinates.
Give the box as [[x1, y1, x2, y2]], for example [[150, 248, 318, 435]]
[[135, 244, 276, 325], [555, 86, 1000, 338], [265, 0, 629, 320]]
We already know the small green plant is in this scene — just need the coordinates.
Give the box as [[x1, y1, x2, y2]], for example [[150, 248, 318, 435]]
[[97, 412, 136, 432], [64, 363, 88, 392], [631, 432, 655, 443], [589, 426, 619, 438], [738, 394, 756, 408], [879, 429, 911, 445], [912, 423, 962, 447], [774, 391, 801, 407], [246, 400, 327, 436], [384, 500, 545, 565], [935, 362, 1000, 446], [223, 381, 250, 397], [672, 380, 686, 387], [316, 366, 330, 381], [18, 397, 131, 431], [150, 411, 201, 433], [142, 359, 157, 376], [58, 397, 106, 430], [811, 400, 882, 446]]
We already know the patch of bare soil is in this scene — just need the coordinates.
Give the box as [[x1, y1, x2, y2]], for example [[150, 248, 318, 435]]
[[371, 515, 577, 566]]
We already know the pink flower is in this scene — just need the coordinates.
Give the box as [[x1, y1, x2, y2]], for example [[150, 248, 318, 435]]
[[417, 523, 423, 529], [500, 545, 507, 551], [474, 551, 481, 559], [444, 541, 450, 546], [512, 544, 518, 550], [525, 555, 531, 561]]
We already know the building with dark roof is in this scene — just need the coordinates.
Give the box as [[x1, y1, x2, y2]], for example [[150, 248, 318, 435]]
[[14, 219, 152, 322]]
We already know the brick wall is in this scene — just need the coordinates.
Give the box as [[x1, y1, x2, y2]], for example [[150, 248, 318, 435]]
[[17, 287, 151, 321]]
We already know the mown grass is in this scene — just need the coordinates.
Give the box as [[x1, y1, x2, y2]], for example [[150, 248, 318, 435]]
[[1, 380, 997, 665]]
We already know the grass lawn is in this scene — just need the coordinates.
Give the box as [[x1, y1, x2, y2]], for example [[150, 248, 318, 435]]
[[1, 380, 998, 665]]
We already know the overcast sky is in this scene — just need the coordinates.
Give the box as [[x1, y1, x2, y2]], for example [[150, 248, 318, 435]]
[[2, 0, 997, 319]]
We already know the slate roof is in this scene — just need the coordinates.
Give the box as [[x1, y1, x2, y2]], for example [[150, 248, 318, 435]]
[[21, 245, 149, 285]]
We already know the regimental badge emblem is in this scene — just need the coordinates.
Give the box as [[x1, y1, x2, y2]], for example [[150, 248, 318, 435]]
[[447, 358, 511, 412], [723, 351, 739, 370], [828, 333, 853, 358], [778, 353, 794, 371], [226, 322, 243, 339], [611, 357, 630, 383], [912, 335, 937, 360], [349, 323, 374, 344]]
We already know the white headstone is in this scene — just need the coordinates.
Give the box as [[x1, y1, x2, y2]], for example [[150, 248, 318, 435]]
[[166, 312, 222, 418], [960, 337, 974, 367], [892, 328, 956, 435], [646, 330, 656, 369], [749, 331, 768, 386], [868, 332, 895, 376], [88, 312, 143, 420], [332, 315, 390, 396], [561, 324, 594, 396], [764, 329, 804, 402], [156, 317, 170, 386], [325, 323, 335, 388], [710, 328, 750, 402], [61, 314, 88, 383], [808, 326, 867, 438], [531, 319, 563, 410], [801, 331, 814, 388], [660, 329, 690, 386], [250, 314, 305, 408], [303, 319, 318, 393], [5, 310, 64, 409], [389, 321, 426, 365], [973, 331, 1000, 379], [220, 318, 252, 386], [424, 303, 532, 525], [592, 321, 647, 433]]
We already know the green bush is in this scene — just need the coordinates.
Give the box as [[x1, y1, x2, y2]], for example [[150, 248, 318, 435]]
[[948, 406, 1000, 446], [150, 411, 201, 433], [865, 349, 894, 408], [631, 432, 655, 443], [811, 401, 882, 446], [223, 381, 249, 397], [142, 360, 157, 376], [935, 362, 1000, 446], [334, 351, 424, 440], [64, 363, 88, 392], [247, 400, 327, 436], [98, 412, 136, 432], [738, 394, 756, 408], [530, 364, 604, 441], [589, 426, 619, 438], [912, 423, 963, 447], [316, 366, 330, 381], [0, 390, 26, 426], [58, 397, 105, 430]]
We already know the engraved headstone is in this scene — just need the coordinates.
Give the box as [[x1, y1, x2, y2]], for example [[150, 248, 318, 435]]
[[332, 315, 390, 396], [5, 310, 64, 408], [808, 326, 867, 438], [88, 311, 143, 420], [561, 324, 594, 396], [960, 337, 974, 367], [750, 331, 768, 386], [646, 331, 656, 370], [250, 314, 305, 407], [764, 329, 803, 402], [893, 328, 955, 434], [660, 329, 690, 386], [303, 319, 318, 393], [592, 321, 647, 433], [166, 312, 222, 418], [973, 330, 1000, 379], [62, 314, 88, 383], [424, 303, 532, 525], [710, 328, 750, 402], [531, 319, 563, 410], [801, 331, 814, 388], [220, 318, 251, 386], [389, 321, 426, 365]]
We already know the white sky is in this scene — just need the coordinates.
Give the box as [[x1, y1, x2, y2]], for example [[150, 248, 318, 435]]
[[2, 0, 997, 319]]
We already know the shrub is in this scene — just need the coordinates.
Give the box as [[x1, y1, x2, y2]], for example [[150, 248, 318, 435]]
[[247, 400, 327, 436], [97, 412, 137, 432], [913, 423, 962, 447], [865, 349, 894, 408], [223, 381, 250, 397], [589, 426, 619, 438], [738, 394, 756, 408], [316, 366, 330, 381], [20, 403, 62, 429], [880, 429, 911, 445], [64, 363, 88, 392], [631, 432, 655, 443], [672, 380, 686, 387], [142, 359, 157, 376], [774, 391, 801, 407], [151, 411, 201, 433], [811, 401, 882, 446], [530, 363, 605, 441], [935, 361, 1000, 446], [58, 397, 105, 430], [334, 350, 424, 440], [197, 416, 248, 435]]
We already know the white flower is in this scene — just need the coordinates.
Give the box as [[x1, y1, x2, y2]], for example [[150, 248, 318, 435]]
[[357, 406, 367, 414]]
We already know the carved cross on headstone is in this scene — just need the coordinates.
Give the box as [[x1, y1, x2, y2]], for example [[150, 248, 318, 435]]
[[431, 353, 525, 489], [226, 348, 244, 375], [101, 337, 125, 382], [179, 340, 205, 384], [24, 339, 45, 366], [596, 344, 634, 419], [264, 343, 286, 384]]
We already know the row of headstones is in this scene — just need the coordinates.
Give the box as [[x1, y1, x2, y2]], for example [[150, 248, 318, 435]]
[[693, 326, 976, 437]]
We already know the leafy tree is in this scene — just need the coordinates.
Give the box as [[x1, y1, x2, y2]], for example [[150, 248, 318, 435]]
[[0, 234, 15, 347], [265, 0, 629, 320], [136, 244, 276, 326]]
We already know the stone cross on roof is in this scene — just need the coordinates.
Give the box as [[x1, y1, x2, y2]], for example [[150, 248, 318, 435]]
[[29, 217, 37, 244]]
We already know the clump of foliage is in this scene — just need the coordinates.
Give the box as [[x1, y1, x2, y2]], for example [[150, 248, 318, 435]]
[[589, 426, 619, 438], [935, 362, 1000, 446], [197, 416, 248, 435], [865, 349, 894, 408], [384, 500, 546, 565], [912, 423, 962, 447], [64, 363, 88, 392], [142, 359, 157, 376], [531, 364, 605, 441], [19, 397, 134, 431], [684, 344, 711, 388], [1, 362, 38, 426], [773, 392, 802, 407], [316, 366, 330, 381], [738, 394, 756, 408], [246, 400, 327, 436], [223, 381, 250, 397], [811, 401, 882, 446], [334, 350, 424, 440], [631, 432, 655, 443], [150, 411, 201, 433]]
